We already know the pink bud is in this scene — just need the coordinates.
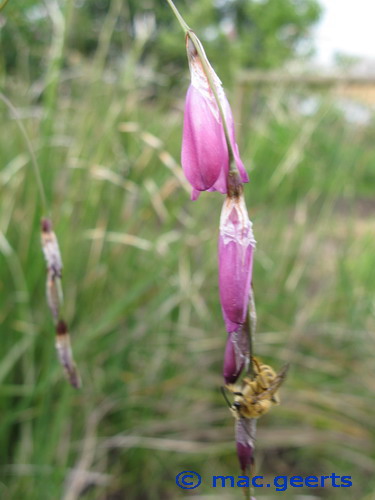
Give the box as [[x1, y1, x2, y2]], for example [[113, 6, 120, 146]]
[[182, 84, 228, 194], [223, 327, 250, 384], [181, 34, 248, 199], [218, 192, 255, 332], [236, 418, 256, 474]]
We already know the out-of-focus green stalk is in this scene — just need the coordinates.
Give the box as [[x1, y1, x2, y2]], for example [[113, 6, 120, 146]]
[[0, 93, 48, 214], [0, 0, 10, 12], [165, 0, 190, 33], [41, 0, 73, 138]]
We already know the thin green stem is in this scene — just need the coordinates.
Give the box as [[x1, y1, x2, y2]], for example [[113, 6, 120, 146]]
[[247, 286, 257, 378], [244, 485, 251, 500], [0, 0, 9, 11], [0, 93, 48, 214], [165, 0, 190, 33]]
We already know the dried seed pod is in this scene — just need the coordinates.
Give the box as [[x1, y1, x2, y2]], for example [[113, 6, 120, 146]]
[[41, 218, 62, 279], [46, 270, 63, 321], [55, 320, 81, 389]]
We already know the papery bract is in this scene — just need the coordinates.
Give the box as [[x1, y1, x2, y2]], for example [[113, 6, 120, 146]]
[[219, 193, 255, 332], [223, 326, 250, 384], [41, 218, 62, 279], [56, 320, 81, 389]]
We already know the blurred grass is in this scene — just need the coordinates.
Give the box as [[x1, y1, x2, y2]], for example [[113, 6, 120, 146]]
[[1, 4, 375, 500]]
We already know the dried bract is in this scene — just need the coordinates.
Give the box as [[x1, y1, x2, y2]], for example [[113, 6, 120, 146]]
[[41, 218, 62, 279], [223, 325, 250, 384], [41, 218, 63, 321]]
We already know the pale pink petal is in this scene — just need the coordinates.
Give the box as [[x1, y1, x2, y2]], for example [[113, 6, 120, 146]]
[[190, 188, 201, 201], [181, 85, 228, 193]]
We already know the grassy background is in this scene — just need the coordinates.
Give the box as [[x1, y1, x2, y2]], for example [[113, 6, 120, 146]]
[[1, 5, 375, 500]]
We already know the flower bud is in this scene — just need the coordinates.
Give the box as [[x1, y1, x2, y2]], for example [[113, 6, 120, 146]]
[[218, 191, 255, 332], [236, 418, 256, 474], [181, 33, 248, 200]]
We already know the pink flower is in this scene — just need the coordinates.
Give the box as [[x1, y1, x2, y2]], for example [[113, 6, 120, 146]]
[[181, 35, 248, 200], [223, 327, 250, 384], [218, 191, 255, 332]]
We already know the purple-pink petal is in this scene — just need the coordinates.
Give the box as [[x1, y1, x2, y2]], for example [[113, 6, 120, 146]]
[[206, 159, 228, 194], [236, 418, 256, 473], [219, 195, 255, 331], [181, 85, 228, 193]]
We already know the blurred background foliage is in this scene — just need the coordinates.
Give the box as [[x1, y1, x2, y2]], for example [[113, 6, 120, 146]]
[[1, 1, 375, 499], [1, 0, 321, 82]]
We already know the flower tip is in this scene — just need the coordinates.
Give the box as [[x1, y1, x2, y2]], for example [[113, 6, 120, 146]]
[[236, 418, 256, 475], [41, 217, 52, 233], [56, 319, 67, 334], [237, 441, 254, 474], [190, 188, 201, 201], [223, 332, 244, 384]]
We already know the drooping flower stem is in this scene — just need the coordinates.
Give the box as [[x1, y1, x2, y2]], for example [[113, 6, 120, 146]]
[[165, 0, 240, 178], [0, 93, 48, 214], [165, 0, 190, 33]]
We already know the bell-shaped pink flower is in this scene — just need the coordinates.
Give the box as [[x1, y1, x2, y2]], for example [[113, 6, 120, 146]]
[[182, 84, 228, 196], [181, 35, 248, 200], [218, 191, 255, 332], [236, 418, 256, 474], [223, 326, 250, 384]]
